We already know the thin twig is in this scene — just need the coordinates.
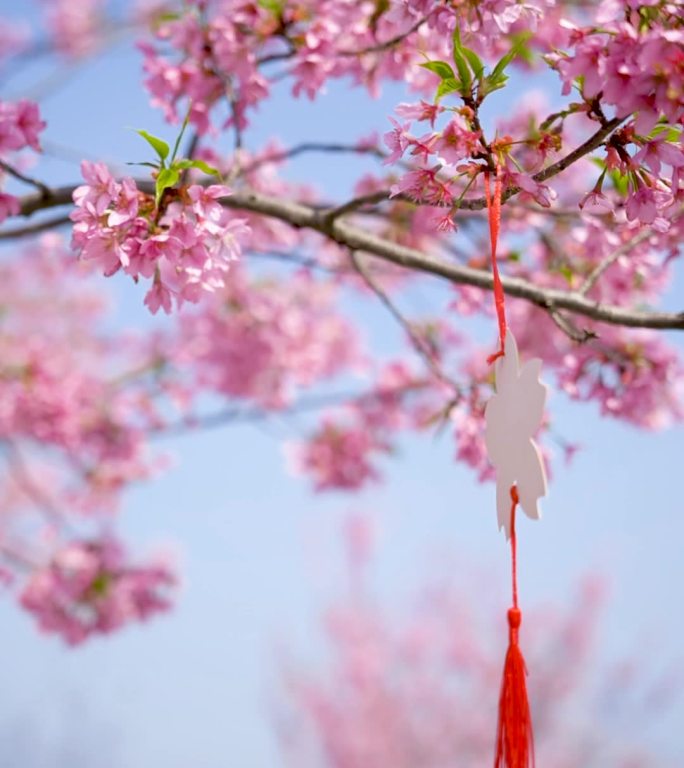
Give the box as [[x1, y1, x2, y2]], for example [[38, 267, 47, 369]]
[[0, 159, 52, 198], [1, 442, 74, 533], [338, 15, 429, 56], [256, 14, 428, 66], [256, 39, 297, 66], [324, 190, 391, 221], [249, 249, 352, 275], [349, 250, 461, 393], [0, 214, 71, 240], [153, 382, 428, 438], [547, 308, 597, 343], [578, 226, 658, 297], [239, 142, 385, 177]]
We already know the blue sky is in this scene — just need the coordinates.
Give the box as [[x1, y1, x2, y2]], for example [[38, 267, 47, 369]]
[[1, 5, 683, 766]]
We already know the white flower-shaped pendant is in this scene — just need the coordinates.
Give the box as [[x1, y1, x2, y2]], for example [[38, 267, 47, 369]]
[[484, 329, 548, 539]]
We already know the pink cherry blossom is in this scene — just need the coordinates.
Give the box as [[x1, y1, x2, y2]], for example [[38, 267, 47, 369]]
[[1, 0, 683, 653], [0, 191, 19, 224], [20, 537, 175, 644], [70, 163, 249, 313], [0, 99, 46, 152], [39, 0, 103, 56], [291, 420, 386, 492], [395, 100, 444, 128], [175, 268, 362, 408], [383, 117, 413, 165], [435, 117, 481, 165]]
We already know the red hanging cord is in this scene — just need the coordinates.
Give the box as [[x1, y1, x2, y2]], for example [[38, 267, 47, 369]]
[[484, 168, 507, 365], [493, 486, 535, 768], [484, 173, 535, 768]]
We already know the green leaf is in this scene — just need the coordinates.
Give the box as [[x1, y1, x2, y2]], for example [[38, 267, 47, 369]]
[[150, 10, 181, 30], [125, 161, 162, 168], [257, 0, 284, 12], [480, 73, 509, 97], [509, 31, 534, 64], [420, 60, 456, 81], [155, 11, 181, 22], [461, 46, 485, 80], [490, 33, 532, 81], [451, 48, 472, 93], [172, 158, 220, 176], [155, 167, 179, 206], [609, 170, 629, 197], [559, 264, 574, 285], [435, 78, 462, 102], [452, 26, 483, 81], [449, 29, 472, 92], [646, 123, 681, 142], [136, 129, 170, 162]]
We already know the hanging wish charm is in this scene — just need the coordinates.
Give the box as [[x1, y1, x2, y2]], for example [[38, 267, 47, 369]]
[[484, 328, 548, 539], [481, 167, 550, 768], [484, 328, 549, 768]]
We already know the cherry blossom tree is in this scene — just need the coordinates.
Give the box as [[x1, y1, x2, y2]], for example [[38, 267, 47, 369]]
[[0, 0, 682, 644]]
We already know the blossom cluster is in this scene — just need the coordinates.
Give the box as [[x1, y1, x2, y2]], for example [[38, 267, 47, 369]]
[[38, 0, 103, 56], [139, 0, 456, 135], [0, 238, 180, 640], [403, 0, 554, 42], [1, 0, 683, 648], [70, 161, 249, 313], [290, 363, 443, 492], [176, 268, 362, 409], [556, 6, 683, 135], [384, 2, 683, 229], [292, 418, 388, 492], [20, 537, 174, 645], [0, 99, 46, 223], [384, 101, 558, 225], [549, 3, 684, 228], [0, 18, 29, 66], [0, 237, 164, 511]]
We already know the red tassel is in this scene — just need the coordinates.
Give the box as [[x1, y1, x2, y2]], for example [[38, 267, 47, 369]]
[[494, 487, 535, 768]]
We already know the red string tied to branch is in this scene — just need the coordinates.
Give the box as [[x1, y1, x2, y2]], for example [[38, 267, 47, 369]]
[[484, 167, 506, 365]]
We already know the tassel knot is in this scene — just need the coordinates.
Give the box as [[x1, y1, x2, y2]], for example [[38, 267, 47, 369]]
[[494, 488, 535, 768]]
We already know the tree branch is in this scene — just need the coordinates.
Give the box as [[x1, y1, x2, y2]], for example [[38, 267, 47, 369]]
[[221, 192, 684, 332], [13, 183, 684, 331]]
